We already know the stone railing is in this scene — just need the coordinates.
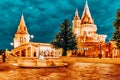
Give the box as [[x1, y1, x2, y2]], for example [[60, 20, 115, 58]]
[[17, 58, 67, 67]]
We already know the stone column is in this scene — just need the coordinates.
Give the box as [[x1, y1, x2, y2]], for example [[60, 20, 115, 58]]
[[26, 48, 28, 57], [37, 46, 39, 58], [20, 50, 21, 57], [30, 45, 33, 57]]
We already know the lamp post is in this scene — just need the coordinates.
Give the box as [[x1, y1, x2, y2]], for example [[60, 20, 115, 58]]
[[10, 42, 13, 46], [10, 42, 14, 56], [30, 35, 34, 42], [10, 42, 14, 48], [98, 41, 102, 59], [108, 42, 112, 58], [100, 41, 102, 55], [106, 49, 108, 58]]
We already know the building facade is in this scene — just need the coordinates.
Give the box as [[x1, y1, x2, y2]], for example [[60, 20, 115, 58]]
[[72, 1, 107, 57], [11, 15, 61, 58], [10, 1, 119, 58]]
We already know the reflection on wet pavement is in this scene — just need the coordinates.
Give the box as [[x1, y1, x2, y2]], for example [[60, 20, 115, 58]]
[[0, 63, 120, 80]]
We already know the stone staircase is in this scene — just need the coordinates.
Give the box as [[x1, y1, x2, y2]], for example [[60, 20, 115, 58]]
[[6, 53, 18, 63]]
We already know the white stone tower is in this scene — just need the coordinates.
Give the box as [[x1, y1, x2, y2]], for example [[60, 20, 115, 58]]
[[72, 8, 81, 37], [72, 1, 107, 48], [14, 14, 30, 48], [80, 1, 97, 41]]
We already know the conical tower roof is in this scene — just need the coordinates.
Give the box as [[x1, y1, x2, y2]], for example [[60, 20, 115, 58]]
[[16, 14, 29, 34], [74, 8, 80, 20], [81, 1, 93, 24]]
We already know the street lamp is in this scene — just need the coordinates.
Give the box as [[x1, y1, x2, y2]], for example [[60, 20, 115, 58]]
[[30, 35, 34, 42], [10, 42, 13, 46], [98, 41, 102, 59], [10, 42, 14, 49], [106, 49, 108, 57], [100, 41, 102, 55]]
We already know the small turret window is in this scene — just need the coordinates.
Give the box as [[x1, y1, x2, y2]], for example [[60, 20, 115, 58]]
[[24, 27, 26, 31], [20, 37, 23, 42], [20, 37, 26, 42]]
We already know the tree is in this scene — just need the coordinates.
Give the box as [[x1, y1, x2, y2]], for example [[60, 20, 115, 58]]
[[51, 19, 77, 56], [113, 9, 120, 49]]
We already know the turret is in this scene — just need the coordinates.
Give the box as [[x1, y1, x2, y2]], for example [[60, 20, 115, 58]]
[[16, 14, 28, 34], [72, 8, 81, 36], [74, 8, 80, 20], [14, 14, 30, 48], [81, 1, 94, 24]]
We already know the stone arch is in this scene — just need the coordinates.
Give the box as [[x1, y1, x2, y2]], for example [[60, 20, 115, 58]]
[[15, 51, 20, 57], [21, 49, 26, 57], [33, 49, 37, 57]]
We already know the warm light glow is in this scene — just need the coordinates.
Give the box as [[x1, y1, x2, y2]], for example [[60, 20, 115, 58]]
[[39, 46, 52, 51], [10, 42, 13, 46], [30, 35, 34, 39], [72, 1, 107, 45]]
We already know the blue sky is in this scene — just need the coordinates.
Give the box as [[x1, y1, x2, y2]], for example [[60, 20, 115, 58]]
[[0, 0, 120, 50]]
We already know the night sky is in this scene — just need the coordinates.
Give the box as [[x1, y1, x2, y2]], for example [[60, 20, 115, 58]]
[[0, 0, 120, 50]]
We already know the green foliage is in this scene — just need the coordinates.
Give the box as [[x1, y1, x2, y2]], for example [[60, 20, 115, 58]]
[[51, 19, 77, 56], [117, 9, 120, 18], [113, 9, 120, 49]]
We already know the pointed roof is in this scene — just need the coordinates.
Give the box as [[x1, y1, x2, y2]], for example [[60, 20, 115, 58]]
[[16, 14, 29, 34], [20, 14, 26, 27], [81, 1, 93, 24], [75, 8, 79, 17], [74, 8, 80, 20]]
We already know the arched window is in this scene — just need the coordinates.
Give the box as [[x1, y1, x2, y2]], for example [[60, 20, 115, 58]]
[[24, 27, 26, 31], [21, 49, 26, 57], [34, 52, 36, 57], [15, 51, 20, 57], [33, 49, 37, 57], [20, 37, 23, 42], [88, 31, 90, 34], [83, 31, 87, 35], [20, 37, 26, 42]]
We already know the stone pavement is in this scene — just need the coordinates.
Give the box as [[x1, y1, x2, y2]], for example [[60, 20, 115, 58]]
[[61, 57, 120, 64], [1, 56, 120, 80]]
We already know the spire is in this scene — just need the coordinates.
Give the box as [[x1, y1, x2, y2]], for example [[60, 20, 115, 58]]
[[20, 14, 26, 27], [81, 1, 93, 24], [16, 14, 29, 34], [75, 8, 79, 16], [74, 8, 80, 20]]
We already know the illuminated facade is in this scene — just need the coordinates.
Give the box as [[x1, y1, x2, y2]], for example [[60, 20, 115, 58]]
[[11, 15, 61, 58], [72, 1, 106, 45], [72, 1, 107, 57], [14, 14, 30, 48]]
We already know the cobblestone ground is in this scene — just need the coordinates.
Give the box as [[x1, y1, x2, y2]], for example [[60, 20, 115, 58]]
[[0, 62, 120, 80]]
